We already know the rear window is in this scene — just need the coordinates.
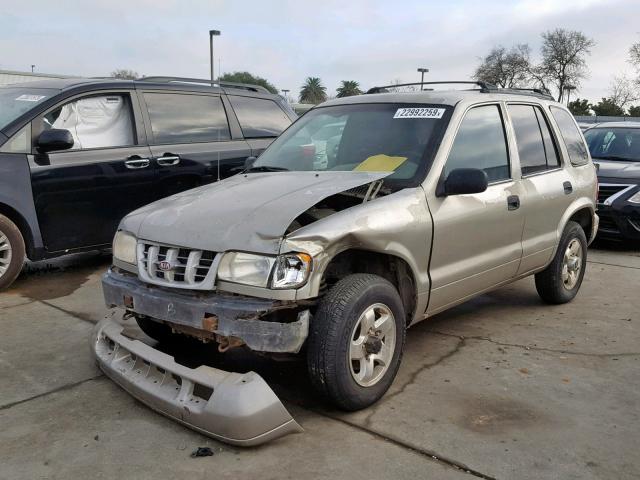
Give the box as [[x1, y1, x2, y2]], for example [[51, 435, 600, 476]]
[[143, 93, 230, 144], [229, 96, 291, 138], [550, 107, 589, 166]]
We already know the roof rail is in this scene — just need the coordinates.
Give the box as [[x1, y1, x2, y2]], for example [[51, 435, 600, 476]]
[[136, 76, 270, 93], [483, 86, 554, 100], [366, 81, 493, 94]]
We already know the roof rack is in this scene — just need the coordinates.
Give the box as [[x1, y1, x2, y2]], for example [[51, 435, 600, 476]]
[[136, 76, 270, 93], [366, 81, 555, 100], [367, 81, 492, 94]]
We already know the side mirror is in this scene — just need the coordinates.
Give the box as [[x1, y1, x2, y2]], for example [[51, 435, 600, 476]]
[[244, 156, 257, 170], [441, 168, 488, 196], [36, 129, 74, 153]]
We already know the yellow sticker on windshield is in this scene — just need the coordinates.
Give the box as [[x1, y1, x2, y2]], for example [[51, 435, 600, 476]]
[[354, 154, 408, 172]]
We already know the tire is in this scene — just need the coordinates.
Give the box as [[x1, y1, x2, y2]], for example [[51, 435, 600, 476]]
[[307, 273, 406, 411], [535, 221, 587, 304], [135, 315, 175, 344], [0, 214, 26, 291]]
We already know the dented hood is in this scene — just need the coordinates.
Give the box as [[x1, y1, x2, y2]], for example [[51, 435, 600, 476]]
[[121, 171, 389, 254]]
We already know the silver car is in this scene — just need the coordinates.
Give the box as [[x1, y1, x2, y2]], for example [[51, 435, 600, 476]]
[[93, 83, 598, 445]]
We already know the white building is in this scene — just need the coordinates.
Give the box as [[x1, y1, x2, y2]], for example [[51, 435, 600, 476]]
[[0, 69, 77, 86]]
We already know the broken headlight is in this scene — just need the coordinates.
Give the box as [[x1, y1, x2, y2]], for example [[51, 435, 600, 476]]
[[271, 253, 312, 289], [113, 231, 137, 265]]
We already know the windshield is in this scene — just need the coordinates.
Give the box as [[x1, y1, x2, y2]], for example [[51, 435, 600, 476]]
[[252, 103, 451, 187], [0, 87, 52, 131], [584, 126, 640, 162]]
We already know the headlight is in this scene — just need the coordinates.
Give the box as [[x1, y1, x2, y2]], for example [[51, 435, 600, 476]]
[[271, 253, 312, 289], [629, 190, 640, 204], [217, 252, 276, 288], [113, 231, 137, 265]]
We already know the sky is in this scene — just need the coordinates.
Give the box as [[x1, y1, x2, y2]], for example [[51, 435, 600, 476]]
[[1, 0, 638, 103]]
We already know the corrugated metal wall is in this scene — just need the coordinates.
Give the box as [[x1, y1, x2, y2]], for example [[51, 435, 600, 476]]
[[0, 70, 76, 85]]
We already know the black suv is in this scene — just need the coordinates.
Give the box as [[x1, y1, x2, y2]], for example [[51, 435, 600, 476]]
[[0, 76, 296, 289]]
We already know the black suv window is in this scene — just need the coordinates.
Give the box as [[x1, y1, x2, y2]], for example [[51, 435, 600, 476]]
[[444, 105, 510, 183], [228, 96, 291, 138], [508, 104, 560, 175], [550, 107, 589, 166], [144, 93, 230, 144]]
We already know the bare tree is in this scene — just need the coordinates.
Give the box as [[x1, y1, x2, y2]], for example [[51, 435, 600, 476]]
[[473, 44, 532, 88], [609, 75, 639, 109], [538, 29, 595, 102], [630, 40, 640, 86], [110, 69, 139, 80]]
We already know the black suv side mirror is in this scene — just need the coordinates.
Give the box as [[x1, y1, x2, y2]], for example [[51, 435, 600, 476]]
[[36, 129, 74, 153], [442, 168, 488, 196]]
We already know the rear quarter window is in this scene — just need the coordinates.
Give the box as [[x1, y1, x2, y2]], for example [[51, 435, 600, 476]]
[[229, 96, 292, 138], [549, 106, 590, 166]]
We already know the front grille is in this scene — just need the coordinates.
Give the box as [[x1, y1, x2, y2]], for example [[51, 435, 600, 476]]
[[138, 241, 219, 289], [597, 184, 634, 205]]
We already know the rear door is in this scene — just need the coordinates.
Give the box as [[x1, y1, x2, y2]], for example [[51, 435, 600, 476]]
[[140, 91, 252, 199], [29, 91, 154, 252], [227, 95, 294, 156]]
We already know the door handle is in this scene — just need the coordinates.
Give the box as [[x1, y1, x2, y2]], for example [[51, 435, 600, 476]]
[[125, 157, 150, 169], [157, 155, 180, 166], [563, 181, 573, 194], [507, 195, 520, 211]]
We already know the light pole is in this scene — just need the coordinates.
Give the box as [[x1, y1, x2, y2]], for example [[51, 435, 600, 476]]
[[209, 30, 221, 85], [31, 64, 35, 73], [281, 89, 290, 102], [417, 68, 429, 90], [564, 85, 576, 106]]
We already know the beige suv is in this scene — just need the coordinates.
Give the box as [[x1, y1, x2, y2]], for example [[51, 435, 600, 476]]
[[93, 82, 598, 446]]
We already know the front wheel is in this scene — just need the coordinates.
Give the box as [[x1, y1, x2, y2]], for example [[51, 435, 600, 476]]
[[535, 221, 587, 304], [307, 274, 406, 411], [0, 214, 25, 291]]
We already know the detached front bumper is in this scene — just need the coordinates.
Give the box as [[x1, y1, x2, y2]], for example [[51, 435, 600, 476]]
[[91, 318, 303, 446]]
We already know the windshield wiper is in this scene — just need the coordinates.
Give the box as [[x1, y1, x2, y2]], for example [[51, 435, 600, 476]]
[[593, 155, 635, 161], [245, 165, 290, 173]]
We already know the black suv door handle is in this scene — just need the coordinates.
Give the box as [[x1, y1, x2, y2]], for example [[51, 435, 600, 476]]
[[157, 154, 181, 166], [125, 155, 150, 169], [507, 195, 520, 211], [563, 181, 573, 194]]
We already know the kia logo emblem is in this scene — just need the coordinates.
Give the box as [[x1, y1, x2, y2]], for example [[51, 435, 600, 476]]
[[157, 260, 173, 271]]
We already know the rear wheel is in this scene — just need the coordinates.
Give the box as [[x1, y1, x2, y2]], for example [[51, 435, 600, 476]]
[[307, 274, 406, 411], [0, 214, 25, 291], [535, 221, 587, 304]]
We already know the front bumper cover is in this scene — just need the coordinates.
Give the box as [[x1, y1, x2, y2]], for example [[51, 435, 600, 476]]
[[91, 318, 303, 446]]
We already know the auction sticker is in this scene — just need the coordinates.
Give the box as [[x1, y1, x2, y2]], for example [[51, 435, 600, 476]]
[[15, 94, 46, 102], [393, 107, 445, 119]]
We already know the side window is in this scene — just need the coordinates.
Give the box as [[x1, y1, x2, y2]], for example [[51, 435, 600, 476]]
[[508, 104, 560, 175], [444, 105, 510, 183], [144, 93, 230, 144], [550, 106, 589, 166], [41, 94, 135, 150], [228, 96, 291, 138]]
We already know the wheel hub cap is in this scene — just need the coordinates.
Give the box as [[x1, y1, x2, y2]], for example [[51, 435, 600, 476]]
[[0, 230, 12, 277], [561, 238, 582, 290]]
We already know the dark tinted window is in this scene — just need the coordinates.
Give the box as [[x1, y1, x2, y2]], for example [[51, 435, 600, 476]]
[[444, 105, 510, 182], [229, 96, 291, 138], [144, 93, 230, 144], [583, 127, 640, 162], [550, 107, 589, 165], [508, 105, 560, 175]]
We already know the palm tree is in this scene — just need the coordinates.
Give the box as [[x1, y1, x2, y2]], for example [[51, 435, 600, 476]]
[[336, 80, 362, 98], [299, 77, 327, 104]]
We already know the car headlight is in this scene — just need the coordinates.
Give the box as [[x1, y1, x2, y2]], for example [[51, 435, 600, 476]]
[[113, 231, 137, 265], [628, 190, 640, 204], [217, 251, 312, 289], [271, 253, 312, 289], [217, 252, 276, 288]]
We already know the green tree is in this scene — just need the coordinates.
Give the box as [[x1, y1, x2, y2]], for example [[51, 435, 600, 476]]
[[299, 77, 327, 104], [539, 29, 595, 101], [591, 98, 625, 116], [628, 105, 640, 117], [111, 69, 138, 80], [567, 98, 591, 116], [336, 80, 362, 97], [218, 71, 278, 94]]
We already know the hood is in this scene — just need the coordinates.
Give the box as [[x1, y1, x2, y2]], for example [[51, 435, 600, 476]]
[[594, 159, 640, 183], [121, 171, 389, 254]]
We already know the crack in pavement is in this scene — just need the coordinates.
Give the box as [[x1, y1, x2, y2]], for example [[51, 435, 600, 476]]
[[587, 259, 640, 270], [0, 300, 37, 311], [432, 331, 640, 358], [37, 300, 100, 325], [0, 375, 104, 411]]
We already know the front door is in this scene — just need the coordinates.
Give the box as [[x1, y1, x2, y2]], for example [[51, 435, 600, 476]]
[[427, 104, 525, 314], [30, 91, 154, 252]]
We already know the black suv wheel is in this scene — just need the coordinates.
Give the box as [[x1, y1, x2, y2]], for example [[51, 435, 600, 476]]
[[0, 214, 25, 291]]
